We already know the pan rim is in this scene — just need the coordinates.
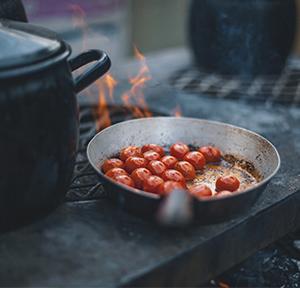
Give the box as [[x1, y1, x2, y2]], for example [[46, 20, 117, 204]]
[[87, 116, 281, 202]]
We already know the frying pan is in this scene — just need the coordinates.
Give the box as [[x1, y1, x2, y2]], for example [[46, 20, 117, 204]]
[[87, 117, 280, 225]]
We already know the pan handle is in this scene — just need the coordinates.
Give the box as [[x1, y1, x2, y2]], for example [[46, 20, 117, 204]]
[[156, 189, 194, 227], [69, 49, 111, 93]]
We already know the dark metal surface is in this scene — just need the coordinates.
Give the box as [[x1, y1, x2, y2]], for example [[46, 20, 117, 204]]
[[87, 117, 280, 225]]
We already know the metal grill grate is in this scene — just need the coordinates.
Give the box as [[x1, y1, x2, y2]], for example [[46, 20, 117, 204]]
[[169, 58, 300, 105]]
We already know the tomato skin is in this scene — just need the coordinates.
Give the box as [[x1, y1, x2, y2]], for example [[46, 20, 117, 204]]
[[143, 151, 161, 162], [199, 146, 221, 163], [105, 168, 128, 179], [125, 157, 147, 173], [183, 151, 206, 170], [161, 169, 186, 185], [161, 155, 178, 169], [174, 161, 196, 180], [131, 168, 152, 189], [170, 143, 190, 160], [147, 160, 167, 176], [215, 191, 232, 198], [143, 175, 164, 194], [189, 184, 212, 199], [141, 144, 165, 157], [120, 146, 142, 161], [161, 181, 186, 196], [102, 158, 124, 173], [114, 174, 135, 188], [216, 176, 240, 192]]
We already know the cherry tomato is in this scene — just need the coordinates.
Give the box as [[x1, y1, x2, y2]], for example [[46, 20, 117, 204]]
[[183, 151, 206, 170], [199, 146, 221, 163], [174, 161, 196, 180], [120, 146, 142, 161], [170, 143, 190, 160], [161, 181, 186, 196], [215, 191, 232, 198], [114, 174, 135, 188], [189, 184, 212, 199], [131, 168, 152, 189], [147, 160, 167, 176], [161, 169, 186, 185], [125, 156, 147, 173], [141, 144, 165, 157], [105, 168, 128, 179], [101, 158, 124, 173], [143, 175, 164, 194], [143, 150, 161, 162], [161, 155, 178, 169], [216, 175, 240, 192]]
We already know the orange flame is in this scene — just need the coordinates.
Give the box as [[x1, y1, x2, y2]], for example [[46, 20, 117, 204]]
[[218, 281, 230, 288], [172, 104, 183, 117]]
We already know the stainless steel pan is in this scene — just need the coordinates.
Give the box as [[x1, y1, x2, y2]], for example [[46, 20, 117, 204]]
[[87, 117, 280, 225]]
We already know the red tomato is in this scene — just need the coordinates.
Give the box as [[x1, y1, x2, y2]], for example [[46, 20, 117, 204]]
[[147, 160, 167, 176], [215, 191, 232, 198], [170, 143, 190, 160], [143, 175, 164, 194], [189, 184, 212, 199], [114, 174, 135, 188], [125, 156, 147, 173], [120, 146, 142, 161], [131, 168, 152, 189], [101, 158, 124, 173], [174, 161, 196, 180], [199, 146, 221, 163], [141, 144, 165, 157], [161, 181, 186, 196], [183, 151, 206, 170], [161, 155, 178, 169], [216, 176, 240, 192], [105, 168, 128, 179], [161, 169, 186, 185], [143, 151, 161, 162]]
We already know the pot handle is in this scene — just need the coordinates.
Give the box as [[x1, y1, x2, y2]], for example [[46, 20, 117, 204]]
[[69, 50, 111, 93], [156, 189, 194, 227]]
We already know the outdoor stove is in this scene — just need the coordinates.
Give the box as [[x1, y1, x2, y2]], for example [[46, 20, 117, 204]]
[[0, 49, 299, 287]]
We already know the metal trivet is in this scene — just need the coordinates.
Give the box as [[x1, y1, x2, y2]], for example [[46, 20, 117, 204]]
[[170, 57, 300, 105]]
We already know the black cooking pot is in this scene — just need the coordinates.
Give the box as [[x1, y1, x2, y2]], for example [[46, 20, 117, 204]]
[[189, 0, 297, 77], [0, 19, 111, 229]]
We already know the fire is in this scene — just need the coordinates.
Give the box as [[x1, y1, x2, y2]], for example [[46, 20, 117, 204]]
[[172, 104, 183, 117]]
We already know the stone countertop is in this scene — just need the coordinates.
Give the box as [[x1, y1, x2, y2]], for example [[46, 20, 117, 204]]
[[0, 48, 300, 287]]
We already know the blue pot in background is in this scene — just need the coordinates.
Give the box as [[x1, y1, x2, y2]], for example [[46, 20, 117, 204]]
[[189, 0, 297, 78]]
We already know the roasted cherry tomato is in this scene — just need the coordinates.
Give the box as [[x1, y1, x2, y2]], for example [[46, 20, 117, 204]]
[[102, 158, 124, 173], [170, 143, 190, 160], [147, 160, 167, 176], [143, 175, 164, 194], [183, 151, 206, 170], [198, 146, 221, 163], [161, 155, 178, 169], [216, 175, 240, 192], [125, 156, 147, 173], [131, 168, 152, 189], [120, 146, 142, 161], [105, 168, 128, 179], [215, 191, 232, 198], [174, 161, 196, 180], [114, 174, 135, 188], [161, 181, 186, 196], [141, 144, 165, 157], [161, 169, 186, 185], [189, 184, 212, 199], [143, 150, 161, 162]]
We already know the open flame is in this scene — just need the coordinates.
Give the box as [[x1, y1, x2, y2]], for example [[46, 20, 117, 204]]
[[71, 5, 182, 131], [172, 104, 183, 117]]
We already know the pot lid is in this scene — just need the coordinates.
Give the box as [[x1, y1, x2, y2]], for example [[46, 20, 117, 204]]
[[0, 20, 62, 71]]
